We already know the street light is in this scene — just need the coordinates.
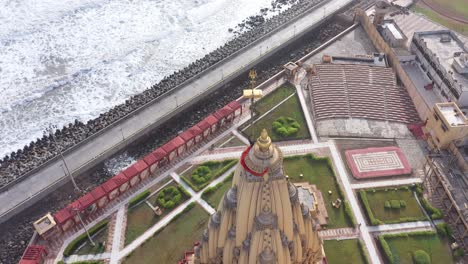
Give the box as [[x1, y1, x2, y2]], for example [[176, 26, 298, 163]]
[[44, 124, 80, 192], [73, 208, 95, 247]]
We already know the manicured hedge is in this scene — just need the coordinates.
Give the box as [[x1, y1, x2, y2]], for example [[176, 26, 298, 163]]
[[272, 116, 301, 137], [358, 240, 370, 264], [359, 190, 383, 225], [157, 186, 182, 209], [191, 166, 212, 184], [128, 189, 151, 208], [413, 250, 431, 264], [436, 223, 452, 237], [182, 159, 237, 191], [63, 220, 108, 257], [344, 201, 356, 227]]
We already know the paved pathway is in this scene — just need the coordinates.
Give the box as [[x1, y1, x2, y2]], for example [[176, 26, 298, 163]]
[[319, 227, 358, 240], [367, 221, 434, 233], [109, 207, 125, 264], [66, 252, 111, 263], [350, 177, 422, 189], [294, 70, 319, 143], [231, 130, 250, 145], [327, 141, 382, 264]]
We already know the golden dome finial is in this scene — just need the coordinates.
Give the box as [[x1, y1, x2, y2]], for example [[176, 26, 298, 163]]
[[256, 129, 271, 151]]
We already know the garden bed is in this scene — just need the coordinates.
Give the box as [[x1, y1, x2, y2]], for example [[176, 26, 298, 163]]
[[181, 159, 237, 192], [324, 239, 368, 264], [359, 186, 427, 225], [124, 183, 190, 245], [378, 231, 453, 264], [123, 204, 209, 264], [63, 220, 108, 257], [201, 173, 234, 208], [283, 154, 355, 228]]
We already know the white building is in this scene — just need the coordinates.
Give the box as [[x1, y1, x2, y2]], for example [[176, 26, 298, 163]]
[[410, 30, 468, 107]]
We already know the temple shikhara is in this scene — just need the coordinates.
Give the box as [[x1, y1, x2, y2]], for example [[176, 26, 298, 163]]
[[192, 129, 324, 264]]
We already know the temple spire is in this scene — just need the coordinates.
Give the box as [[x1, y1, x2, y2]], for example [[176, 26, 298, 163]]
[[256, 129, 272, 152]]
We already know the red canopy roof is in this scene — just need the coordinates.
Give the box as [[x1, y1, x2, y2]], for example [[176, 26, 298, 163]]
[[152, 148, 168, 161], [143, 152, 158, 166], [101, 178, 118, 193], [204, 115, 219, 126], [54, 208, 72, 224], [91, 186, 106, 200], [179, 125, 203, 142], [20, 245, 46, 263], [227, 100, 241, 110], [213, 105, 233, 119], [77, 192, 96, 209], [122, 163, 142, 180], [196, 119, 210, 130], [162, 136, 185, 153], [112, 173, 129, 187]]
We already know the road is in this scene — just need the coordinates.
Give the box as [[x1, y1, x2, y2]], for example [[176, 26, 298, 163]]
[[0, 0, 354, 224]]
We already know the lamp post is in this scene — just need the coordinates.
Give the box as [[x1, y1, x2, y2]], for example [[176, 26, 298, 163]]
[[242, 70, 263, 143], [73, 208, 95, 246], [44, 125, 79, 192]]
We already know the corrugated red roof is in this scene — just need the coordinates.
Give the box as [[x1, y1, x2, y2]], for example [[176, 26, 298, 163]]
[[196, 119, 210, 130], [143, 152, 158, 166], [204, 115, 219, 126], [20, 245, 46, 262], [134, 160, 148, 172], [53, 208, 72, 224], [227, 100, 241, 110], [91, 186, 106, 200], [213, 105, 233, 119], [180, 125, 203, 142], [78, 192, 96, 209], [122, 165, 139, 180], [68, 200, 82, 212], [101, 179, 118, 193], [152, 148, 167, 161], [162, 136, 185, 153], [112, 173, 129, 187]]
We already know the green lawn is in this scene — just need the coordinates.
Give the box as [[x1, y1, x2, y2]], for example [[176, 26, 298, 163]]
[[255, 84, 296, 116], [123, 205, 209, 264], [412, 4, 468, 36], [379, 232, 453, 264], [243, 92, 309, 142], [125, 183, 189, 245], [202, 174, 234, 208], [181, 159, 237, 192], [360, 187, 427, 225], [324, 239, 368, 264], [430, 0, 468, 20], [283, 154, 353, 228]]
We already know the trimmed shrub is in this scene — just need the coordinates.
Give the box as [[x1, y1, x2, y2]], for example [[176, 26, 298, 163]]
[[360, 190, 383, 225], [413, 250, 431, 264], [454, 248, 465, 259], [128, 190, 150, 208], [344, 201, 356, 227], [379, 236, 394, 264], [271, 116, 301, 137], [384, 201, 391, 209], [400, 200, 407, 208], [390, 200, 401, 209], [63, 220, 108, 257], [191, 166, 212, 184], [157, 186, 182, 209]]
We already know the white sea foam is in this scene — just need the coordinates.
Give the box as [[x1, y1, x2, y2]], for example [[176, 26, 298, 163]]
[[0, 0, 274, 158]]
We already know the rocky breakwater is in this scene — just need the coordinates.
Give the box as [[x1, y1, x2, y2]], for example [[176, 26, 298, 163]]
[[0, 0, 328, 189]]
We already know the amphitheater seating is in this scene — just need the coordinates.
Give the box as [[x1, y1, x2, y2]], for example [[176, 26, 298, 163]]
[[309, 64, 420, 124]]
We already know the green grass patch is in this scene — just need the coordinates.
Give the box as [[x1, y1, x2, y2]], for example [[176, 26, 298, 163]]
[[324, 239, 368, 264], [378, 231, 453, 264], [125, 183, 189, 246], [128, 190, 151, 208], [255, 84, 296, 116], [411, 4, 468, 36], [359, 187, 427, 225], [202, 172, 234, 208], [123, 205, 209, 264], [283, 154, 353, 228], [181, 159, 237, 192], [63, 220, 108, 257], [243, 92, 309, 142]]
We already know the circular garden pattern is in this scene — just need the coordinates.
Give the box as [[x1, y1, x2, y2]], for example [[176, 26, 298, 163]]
[[272, 116, 301, 137], [157, 186, 182, 209], [191, 165, 212, 184]]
